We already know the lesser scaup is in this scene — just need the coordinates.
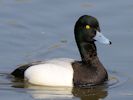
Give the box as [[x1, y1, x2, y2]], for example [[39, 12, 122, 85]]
[[11, 15, 111, 87]]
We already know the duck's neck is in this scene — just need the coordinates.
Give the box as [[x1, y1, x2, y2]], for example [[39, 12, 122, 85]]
[[77, 41, 97, 64]]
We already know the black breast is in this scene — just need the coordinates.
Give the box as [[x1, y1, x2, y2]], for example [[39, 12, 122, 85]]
[[72, 59, 108, 86]]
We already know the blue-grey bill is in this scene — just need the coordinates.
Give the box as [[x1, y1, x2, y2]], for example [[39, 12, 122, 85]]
[[94, 31, 111, 45]]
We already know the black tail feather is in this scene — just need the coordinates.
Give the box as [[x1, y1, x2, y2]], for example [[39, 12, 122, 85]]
[[11, 61, 43, 79], [11, 64, 31, 78]]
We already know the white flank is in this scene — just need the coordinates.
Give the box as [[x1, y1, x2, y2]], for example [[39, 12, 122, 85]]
[[25, 58, 75, 87]]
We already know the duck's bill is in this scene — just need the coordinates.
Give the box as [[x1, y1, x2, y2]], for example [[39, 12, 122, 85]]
[[94, 31, 111, 45]]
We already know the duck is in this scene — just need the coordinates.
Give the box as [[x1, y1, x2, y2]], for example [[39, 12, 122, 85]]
[[11, 15, 111, 87]]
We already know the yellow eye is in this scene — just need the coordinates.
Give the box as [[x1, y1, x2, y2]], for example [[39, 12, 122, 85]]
[[85, 25, 90, 29]]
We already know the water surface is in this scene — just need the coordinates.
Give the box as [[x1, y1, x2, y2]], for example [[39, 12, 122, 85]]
[[0, 0, 133, 100]]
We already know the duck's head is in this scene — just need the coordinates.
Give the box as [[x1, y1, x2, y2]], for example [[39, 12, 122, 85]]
[[74, 15, 111, 45]]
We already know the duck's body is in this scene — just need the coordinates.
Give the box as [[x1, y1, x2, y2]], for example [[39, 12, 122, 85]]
[[11, 15, 111, 87], [12, 57, 107, 87]]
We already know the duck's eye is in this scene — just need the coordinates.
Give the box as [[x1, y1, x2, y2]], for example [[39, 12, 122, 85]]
[[85, 25, 90, 29]]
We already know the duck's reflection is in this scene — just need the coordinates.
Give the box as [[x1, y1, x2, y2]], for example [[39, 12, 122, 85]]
[[11, 80, 108, 100], [72, 86, 108, 100]]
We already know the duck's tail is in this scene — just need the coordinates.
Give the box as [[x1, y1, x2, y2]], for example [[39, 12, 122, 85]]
[[11, 61, 43, 79]]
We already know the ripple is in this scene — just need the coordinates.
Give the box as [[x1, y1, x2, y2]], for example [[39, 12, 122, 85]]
[[107, 70, 129, 89]]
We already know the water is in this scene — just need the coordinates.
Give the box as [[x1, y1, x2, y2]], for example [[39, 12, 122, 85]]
[[0, 0, 133, 100]]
